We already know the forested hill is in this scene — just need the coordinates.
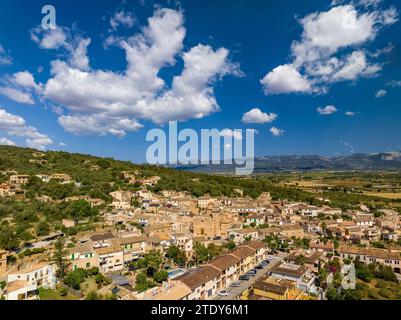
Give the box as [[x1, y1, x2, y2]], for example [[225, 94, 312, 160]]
[[0, 145, 316, 202]]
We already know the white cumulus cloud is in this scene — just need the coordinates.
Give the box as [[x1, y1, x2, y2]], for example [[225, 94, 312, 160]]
[[270, 127, 285, 136], [30, 8, 240, 137], [0, 109, 53, 150], [317, 105, 338, 115], [261, 3, 398, 95], [242, 108, 278, 124]]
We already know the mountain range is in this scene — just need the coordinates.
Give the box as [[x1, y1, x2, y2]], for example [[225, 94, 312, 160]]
[[173, 152, 401, 173]]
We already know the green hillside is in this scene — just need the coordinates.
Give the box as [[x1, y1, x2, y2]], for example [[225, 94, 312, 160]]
[[0, 145, 394, 251]]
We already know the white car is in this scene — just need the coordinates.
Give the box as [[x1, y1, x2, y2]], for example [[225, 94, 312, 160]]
[[217, 290, 229, 296]]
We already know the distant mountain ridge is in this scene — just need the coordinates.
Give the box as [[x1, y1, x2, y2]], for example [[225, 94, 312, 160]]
[[173, 152, 401, 173]]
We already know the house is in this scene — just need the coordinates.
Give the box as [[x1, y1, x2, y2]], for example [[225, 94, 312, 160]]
[[287, 250, 325, 273], [354, 215, 374, 228], [244, 214, 266, 227], [50, 173, 72, 182], [251, 277, 304, 300], [68, 245, 99, 270], [258, 227, 281, 239], [171, 233, 193, 259], [62, 219, 76, 228], [270, 262, 316, 294], [228, 228, 259, 244], [0, 183, 16, 197], [90, 232, 116, 248], [176, 265, 221, 300], [118, 236, 146, 262], [6, 263, 56, 300], [145, 223, 173, 239], [110, 190, 133, 203], [9, 175, 30, 185], [95, 245, 124, 273], [197, 195, 215, 209], [145, 280, 192, 300], [4, 280, 38, 300], [338, 245, 401, 273], [242, 241, 268, 264], [36, 174, 50, 183], [207, 255, 241, 288], [279, 224, 304, 239], [0, 250, 7, 276], [229, 246, 257, 274], [309, 241, 334, 253]]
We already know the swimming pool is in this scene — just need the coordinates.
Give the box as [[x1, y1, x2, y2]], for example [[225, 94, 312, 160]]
[[167, 268, 186, 279]]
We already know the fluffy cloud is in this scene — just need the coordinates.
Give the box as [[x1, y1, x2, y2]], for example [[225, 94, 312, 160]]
[[58, 114, 142, 138], [0, 137, 16, 146], [0, 109, 53, 150], [31, 27, 91, 71], [387, 80, 401, 87], [375, 89, 387, 97], [261, 3, 398, 95], [345, 111, 356, 116], [110, 11, 136, 31], [270, 127, 285, 136], [0, 44, 12, 66], [317, 105, 338, 115], [30, 8, 240, 137], [242, 108, 278, 124], [10, 71, 42, 92], [260, 65, 312, 95], [0, 87, 35, 104]]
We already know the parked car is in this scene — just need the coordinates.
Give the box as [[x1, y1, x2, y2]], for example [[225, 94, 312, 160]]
[[239, 275, 249, 281], [218, 290, 229, 297], [261, 260, 269, 266], [230, 281, 241, 288], [245, 272, 256, 277], [255, 265, 263, 270]]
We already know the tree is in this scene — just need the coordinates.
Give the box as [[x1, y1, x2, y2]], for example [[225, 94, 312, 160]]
[[226, 241, 236, 251], [36, 220, 50, 237], [154, 270, 168, 283], [64, 268, 86, 290], [136, 251, 163, 276], [0, 227, 20, 250], [194, 243, 210, 264], [166, 245, 187, 266], [295, 254, 307, 266], [356, 264, 374, 283], [135, 272, 155, 292], [52, 237, 69, 280], [326, 287, 339, 300]]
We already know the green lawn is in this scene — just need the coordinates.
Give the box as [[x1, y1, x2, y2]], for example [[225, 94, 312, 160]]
[[38, 287, 79, 300]]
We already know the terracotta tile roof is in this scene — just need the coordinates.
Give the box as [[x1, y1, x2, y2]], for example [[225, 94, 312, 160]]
[[271, 262, 308, 278], [208, 255, 240, 271], [338, 245, 401, 260], [229, 246, 255, 260], [242, 241, 267, 251], [118, 236, 146, 245], [90, 232, 115, 242], [176, 266, 221, 290]]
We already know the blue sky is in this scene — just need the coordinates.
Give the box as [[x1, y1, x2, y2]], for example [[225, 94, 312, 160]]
[[0, 0, 400, 163]]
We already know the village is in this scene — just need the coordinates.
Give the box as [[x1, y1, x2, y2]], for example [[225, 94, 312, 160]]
[[1, 151, 401, 301]]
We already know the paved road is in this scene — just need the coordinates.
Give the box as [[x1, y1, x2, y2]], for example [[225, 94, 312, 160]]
[[214, 255, 285, 300]]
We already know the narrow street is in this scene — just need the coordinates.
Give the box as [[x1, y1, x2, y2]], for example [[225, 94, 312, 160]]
[[214, 254, 286, 300]]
